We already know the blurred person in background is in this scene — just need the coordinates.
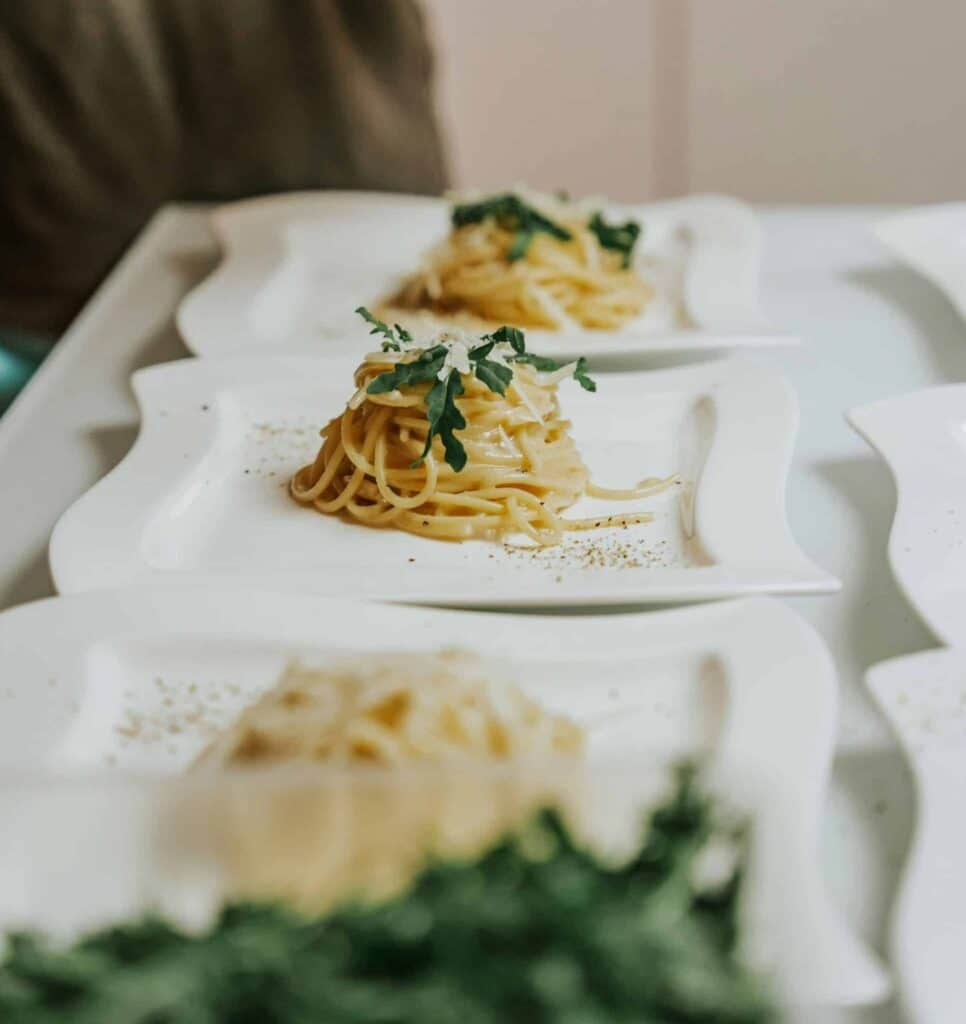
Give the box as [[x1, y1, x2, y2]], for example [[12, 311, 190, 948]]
[[0, 0, 447, 413]]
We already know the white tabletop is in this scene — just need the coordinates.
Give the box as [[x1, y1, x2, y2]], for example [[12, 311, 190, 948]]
[[3, 203, 959, 1023]]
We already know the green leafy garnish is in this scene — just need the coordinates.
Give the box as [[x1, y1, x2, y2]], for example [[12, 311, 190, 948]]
[[0, 768, 777, 1023], [365, 344, 448, 396], [588, 211, 642, 268], [470, 343, 513, 395], [511, 353, 596, 393], [486, 324, 526, 353], [355, 306, 411, 351], [452, 193, 572, 262], [420, 371, 467, 471], [358, 311, 597, 472]]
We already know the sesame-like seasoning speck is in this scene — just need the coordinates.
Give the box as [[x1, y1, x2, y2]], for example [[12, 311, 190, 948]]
[[110, 676, 256, 755], [502, 534, 673, 572]]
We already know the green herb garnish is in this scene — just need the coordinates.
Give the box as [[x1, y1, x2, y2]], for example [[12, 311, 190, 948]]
[[355, 305, 412, 351], [588, 211, 642, 268], [0, 768, 777, 1023], [452, 193, 572, 261], [357, 309, 596, 472]]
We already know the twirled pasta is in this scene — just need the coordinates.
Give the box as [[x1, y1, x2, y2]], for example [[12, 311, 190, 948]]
[[382, 192, 652, 331], [197, 650, 583, 768], [290, 349, 672, 544]]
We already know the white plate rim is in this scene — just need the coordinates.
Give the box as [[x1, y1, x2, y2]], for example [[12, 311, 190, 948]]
[[867, 648, 966, 1024], [875, 204, 966, 323], [48, 355, 838, 606], [175, 190, 796, 361], [0, 588, 887, 1005], [848, 386, 966, 645]]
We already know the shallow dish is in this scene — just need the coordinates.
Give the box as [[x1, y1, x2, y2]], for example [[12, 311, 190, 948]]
[[867, 648, 966, 1024], [848, 387, 966, 645], [49, 356, 836, 606], [875, 204, 966, 323], [176, 191, 795, 362], [0, 588, 885, 1006]]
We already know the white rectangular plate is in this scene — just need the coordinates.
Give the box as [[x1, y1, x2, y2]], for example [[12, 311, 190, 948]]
[[867, 649, 966, 1024], [848, 386, 966, 645], [49, 356, 837, 606], [0, 589, 885, 1006], [876, 204, 966, 323], [176, 191, 795, 363]]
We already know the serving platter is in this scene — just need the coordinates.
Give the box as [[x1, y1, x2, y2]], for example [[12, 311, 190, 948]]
[[176, 191, 795, 363], [867, 648, 966, 1024], [875, 204, 966, 325], [0, 588, 887, 1007], [49, 355, 837, 607], [848, 386, 966, 645]]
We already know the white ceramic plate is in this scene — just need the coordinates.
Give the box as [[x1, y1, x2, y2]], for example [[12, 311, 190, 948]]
[[867, 648, 966, 1024], [0, 588, 887, 1006], [176, 191, 795, 362], [49, 356, 836, 606], [848, 387, 966, 645], [875, 204, 966, 323]]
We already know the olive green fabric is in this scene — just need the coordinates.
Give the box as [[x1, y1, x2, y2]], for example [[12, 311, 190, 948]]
[[0, 0, 447, 339]]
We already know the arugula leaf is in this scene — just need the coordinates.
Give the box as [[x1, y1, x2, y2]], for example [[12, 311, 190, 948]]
[[485, 325, 526, 354], [437, 373, 468, 472], [366, 346, 446, 395], [365, 323, 595, 473], [573, 356, 596, 392], [472, 356, 513, 395], [511, 351, 597, 392], [452, 194, 572, 262], [356, 306, 409, 351], [413, 368, 468, 471], [417, 377, 448, 464], [512, 352, 560, 373], [588, 211, 642, 268], [506, 229, 534, 262]]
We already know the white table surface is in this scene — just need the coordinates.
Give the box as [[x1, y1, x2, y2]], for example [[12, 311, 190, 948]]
[[2, 203, 960, 1023]]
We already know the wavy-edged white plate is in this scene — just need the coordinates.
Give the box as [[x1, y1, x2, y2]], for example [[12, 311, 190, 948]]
[[867, 648, 966, 1024], [176, 191, 795, 362], [0, 589, 887, 1006], [848, 387, 966, 645], [50, 356, 836, 607], [875, 204, 966, 323]]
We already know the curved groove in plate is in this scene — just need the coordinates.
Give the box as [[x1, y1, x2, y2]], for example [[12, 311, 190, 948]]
[[49, 356, 837, 606], [867, 648, 966, 1024], [875, 205, 966, 323], [176, 191, 796, 362], [0, 590, 887, 1005], [848, 387, 966, 645]]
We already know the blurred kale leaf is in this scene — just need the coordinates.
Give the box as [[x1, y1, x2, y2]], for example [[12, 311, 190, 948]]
[[0, 766, 777, 1023]]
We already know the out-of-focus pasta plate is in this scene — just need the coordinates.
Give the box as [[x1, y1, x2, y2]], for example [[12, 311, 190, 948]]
[[0, 588, 885, 1007], [177, 191, 795, 363]]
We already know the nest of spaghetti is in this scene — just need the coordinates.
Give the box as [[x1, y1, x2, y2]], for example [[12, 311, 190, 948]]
[[382, 189, 653, 331], [291, 312, 673, 545], [193, 649, 586, 909]]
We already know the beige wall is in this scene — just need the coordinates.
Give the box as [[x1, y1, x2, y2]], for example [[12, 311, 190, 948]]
[[425, 0, 966, 202], [425, 0, 662, 201], [688, 0, 966, 202]]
